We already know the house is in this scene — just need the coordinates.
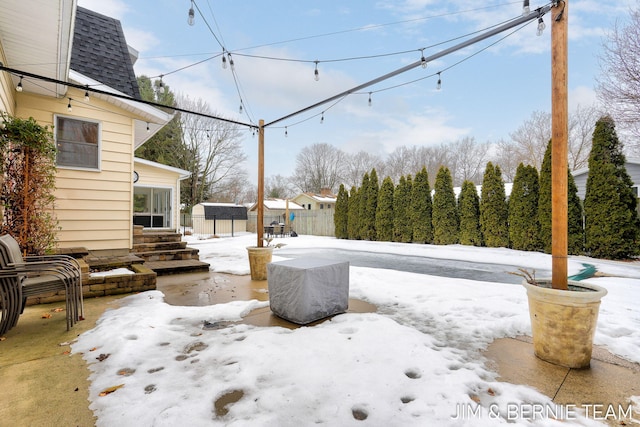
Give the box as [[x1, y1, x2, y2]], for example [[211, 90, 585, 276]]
[[572, 158, 640, 200], [247, 198, 304, 232], [191, 203, 248, 236], [0, 3, 184, 255], [292, 189, 337, 211]]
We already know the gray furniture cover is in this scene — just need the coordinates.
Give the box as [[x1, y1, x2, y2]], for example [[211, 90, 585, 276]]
[[268, 258, 349, 324]]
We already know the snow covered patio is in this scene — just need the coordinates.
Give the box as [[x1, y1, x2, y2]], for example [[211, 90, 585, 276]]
[[1, 233, 639, 426]]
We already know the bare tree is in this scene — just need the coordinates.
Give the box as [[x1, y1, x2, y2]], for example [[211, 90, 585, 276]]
[[265, 174, 295, 198], [509, 110, 551, 170], [291, 143, 344, 193], [177, 94, 248, 209], [342, 151, 383, 189], [597, 5, 640, 143], [491, 138, 521, 182], [568, 104, 600, 170], [448, 137, 489, 186]]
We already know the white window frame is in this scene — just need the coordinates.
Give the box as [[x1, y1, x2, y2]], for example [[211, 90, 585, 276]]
[[54, 114, 102, 171]]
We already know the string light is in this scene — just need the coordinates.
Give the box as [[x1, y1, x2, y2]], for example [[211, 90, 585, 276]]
[[188, 0, 195, 26], [67, 98, 72, 112], [420, 49, 427, 69], [436, 72, 442, 90], [228, 53, 235, 70], [320, 112, 324, 123], [314, 61, 319, 81], [285, 126, 288, 137], [16, 76, 23, 92], [146, 122, 150, 133], [522, 0, 530, 15], [536, 16, 546, 36], [222, 54, 227, 69], [368, 92, 372, 107], [239, 102, 243, 114], [158, 75, 164, 88], [84, 86, 90, 102]]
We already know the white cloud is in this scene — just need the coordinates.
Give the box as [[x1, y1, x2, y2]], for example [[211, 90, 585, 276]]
[[76, 0, 129, 19]]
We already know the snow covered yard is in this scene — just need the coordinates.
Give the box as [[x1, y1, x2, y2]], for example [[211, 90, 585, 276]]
[[72, 234, 640, 426]]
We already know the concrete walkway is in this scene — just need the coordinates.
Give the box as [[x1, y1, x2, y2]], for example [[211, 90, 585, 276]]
[[0, 272, 638, 426]]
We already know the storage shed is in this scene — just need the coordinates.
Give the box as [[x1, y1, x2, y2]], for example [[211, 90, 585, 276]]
[[191, 203, 248, 236]]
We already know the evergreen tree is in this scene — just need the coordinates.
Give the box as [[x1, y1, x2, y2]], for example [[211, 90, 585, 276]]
[[509, 164, 540, 251], [567, 172, 584, 255], [334, 184, 349, 239], [432, 166, 459, 245], [458, 180, 482, 246], [584, 116, 638, 259], [538, 141, 552, 253], [363, 168, 379, 240], [538, 140, 584, 255], [358, 173, 370, 240], [393, 175, 413, 242], [347, 186, 360, 240], [376, 176, 395, 241], [480, 162, 509, 247], [411, 167, 433, 243]]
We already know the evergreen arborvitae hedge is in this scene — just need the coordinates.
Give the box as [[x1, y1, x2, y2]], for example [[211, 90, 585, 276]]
[[411, 167, 433, 243], [538, 140, 584, 255], [480, 162, 509, 247], [584, 116, 639, 259], [334, 184, 349, 239], [376, 176, 395, 241], [509, 163, 540, 251], [347, 186, 361, 240], [393, 175, 413, 242], [358, 173, 370, 240], [363, 168, 379, 240], [458, 180, 482, 246], [567, 172, 584, 255], [432, 166, 459, 244], [538, 141, 552, 253]]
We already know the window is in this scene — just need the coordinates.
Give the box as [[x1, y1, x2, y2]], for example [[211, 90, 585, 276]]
[[320, 204, 324, 209], [327, 204, 332, 209], [55, 116, 100, 169]]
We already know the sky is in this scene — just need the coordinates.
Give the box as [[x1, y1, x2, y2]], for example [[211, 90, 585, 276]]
[[72, 233, 640, 426], [76, 0, 636, 183]]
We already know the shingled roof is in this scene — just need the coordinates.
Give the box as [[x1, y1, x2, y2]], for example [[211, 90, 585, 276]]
[[70, 7, 140, 99]]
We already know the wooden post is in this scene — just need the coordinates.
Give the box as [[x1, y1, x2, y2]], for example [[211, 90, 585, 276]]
[[551, 1, 568, 290], [257, 120, 265, 247]]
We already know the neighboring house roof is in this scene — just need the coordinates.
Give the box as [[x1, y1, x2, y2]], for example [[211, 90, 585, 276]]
[[295, 192, 337, 203], [198, 203, 248, 221], [71, 7, 140, 99], [249, 199, 304, 211], [571, 158, 640, 177]]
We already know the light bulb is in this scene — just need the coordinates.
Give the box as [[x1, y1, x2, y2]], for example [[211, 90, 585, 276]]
[[146, 123, 150, 133], [285, 127, 288, 138], [537, 17, 546, 36], [421, 57, 427, 69], [188, 1, 195, 26], [320, 112, 324, 124], [436, 74, 442, 90], [368, 93, 372, 107], [522, 0, 530, 15], [239, 103, 243, 114], [314, 61, 319, 81], [84, 89, 90, 102], [228, 53, 234, 70], [67, 98, 72, 112], [16, 76, 23, 92], [222, 55, 227, 69]]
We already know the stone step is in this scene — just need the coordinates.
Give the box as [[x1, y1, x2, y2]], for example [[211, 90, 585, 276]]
[[132, 241, 187, 252], [133, 232, 183, 245], [133, 247, 201, 262], [144, 259, 211, 276]]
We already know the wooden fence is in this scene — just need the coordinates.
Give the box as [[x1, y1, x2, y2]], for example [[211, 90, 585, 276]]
[[247, 210, 335, 237]]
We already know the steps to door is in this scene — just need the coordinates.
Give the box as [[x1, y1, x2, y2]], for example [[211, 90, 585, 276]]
[[132, 227, 210, 275]]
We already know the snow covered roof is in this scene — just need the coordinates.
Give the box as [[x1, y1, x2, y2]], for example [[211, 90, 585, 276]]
[[249, 199, 304, 211]]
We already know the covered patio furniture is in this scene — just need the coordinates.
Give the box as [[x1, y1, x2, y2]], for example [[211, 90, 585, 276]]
[[0, 234, 83, 331]]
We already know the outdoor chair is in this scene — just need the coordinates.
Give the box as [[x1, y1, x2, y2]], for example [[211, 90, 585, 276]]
[[0, 268, 22, 335], [0, 234, 83, 331]]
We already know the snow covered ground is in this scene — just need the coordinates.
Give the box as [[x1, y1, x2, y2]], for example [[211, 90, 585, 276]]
[[72, 233, 640, 426]]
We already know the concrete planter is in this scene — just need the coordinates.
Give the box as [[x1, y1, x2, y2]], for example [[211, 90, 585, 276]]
[[246, 246, 273, 281], [523, 280, 607, 368]]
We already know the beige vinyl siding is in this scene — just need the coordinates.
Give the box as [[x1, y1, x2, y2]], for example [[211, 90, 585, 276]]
[[16, 87, 136, 251]]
